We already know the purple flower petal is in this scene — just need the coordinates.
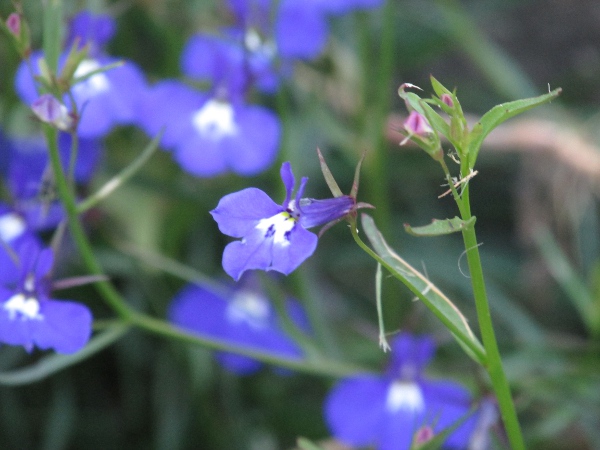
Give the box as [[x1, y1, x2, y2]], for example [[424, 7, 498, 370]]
[[33, 298, 93, 353], [387, 332, 436, 378], [181, 34, 247, 93], [276, 0, 328, 59], [211, 187, 282, 238], [66, 11, 116, 57], [324, 375, 388, 447]]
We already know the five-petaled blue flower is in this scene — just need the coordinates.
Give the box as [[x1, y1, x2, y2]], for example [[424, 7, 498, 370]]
[[211, 162, 354, 280], [0, 240, 93, 354], [325, 333, 475, 450], [169, 277, 309, 374]]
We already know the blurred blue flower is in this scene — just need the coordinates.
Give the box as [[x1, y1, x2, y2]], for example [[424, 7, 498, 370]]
[[15, 11, 147, 138], [168, 278, 309, 374], [211, 162, 354, 280], [137, 79, 280, 177], [0, 240, 92, 354], [6, 133, 102, 231], [325, 333, 475, 450], [0, 204, 40, 286], [227, 0, 383, 70]]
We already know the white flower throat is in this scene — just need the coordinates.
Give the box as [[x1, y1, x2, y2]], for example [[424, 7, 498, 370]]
[[3, 276, 43, 321], [0, 213, 26, 242], [192, 100, 238, 140], [226, 292, 270, 330], [385, 381, 425, 413], [255, 211, 297, 246], [73, 59, 110, 95]]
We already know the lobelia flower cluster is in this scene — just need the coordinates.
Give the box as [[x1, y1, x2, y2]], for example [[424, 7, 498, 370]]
[[137, 0, 383, 177]]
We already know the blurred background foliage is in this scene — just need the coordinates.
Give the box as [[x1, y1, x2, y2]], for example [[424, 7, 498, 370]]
[[0, 0, 599, 449]]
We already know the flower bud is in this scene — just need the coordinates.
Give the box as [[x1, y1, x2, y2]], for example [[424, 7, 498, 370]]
[[441, 93, 454, 108], [404, 110, 432, 136], [6, 13, 20, 36], [31, 94, 74, 131], [413, 425, 435, 448]]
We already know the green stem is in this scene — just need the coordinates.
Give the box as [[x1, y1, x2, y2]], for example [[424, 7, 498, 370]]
[[459, 184, 525, 450], [129, 312, 366, 378], [44, 126, 135, 320]]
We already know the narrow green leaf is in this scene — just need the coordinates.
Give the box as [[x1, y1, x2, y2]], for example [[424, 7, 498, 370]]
[[361, 215, 486, 365], [404, 216, 476, 237], [317, 148, 343, 197], [0, 323, 129, 386], [430, 75, 452, 98], [77, 130, 164, 213], [297, 437, 326, 450], [468, 88, 562, 168], [534, 228, 600, 336], [42, 0, 62, 74], [376, 263, 391, 352]]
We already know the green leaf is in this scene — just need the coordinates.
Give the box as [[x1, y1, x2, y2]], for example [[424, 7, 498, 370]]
[[296, 437, 326, 450], [0, 323, 129, 386], [361, 214, 486, 365], [430, 75, 453, 98], [468, 88, 562, 168], [534, 228, 600, 336], [43, 0, 63, 74], [404, 216, 476, 237]]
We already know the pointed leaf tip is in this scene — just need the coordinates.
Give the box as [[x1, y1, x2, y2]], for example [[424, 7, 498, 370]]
[[316, 148, 344, 198]]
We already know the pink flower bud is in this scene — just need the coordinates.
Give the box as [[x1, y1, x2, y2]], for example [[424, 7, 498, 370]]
[[413, 425, 435, 446], [441, 93, 454, 108], [31, 94, 73, 131], [404, 110, 432, 136], [6, 13, 20, 36]]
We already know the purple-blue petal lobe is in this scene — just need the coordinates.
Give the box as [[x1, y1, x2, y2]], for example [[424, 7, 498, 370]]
[[33, 299, 93, 353], [211, 187, 282, 238], [325, 375, 388, 447], [276, 1, 328, 59]]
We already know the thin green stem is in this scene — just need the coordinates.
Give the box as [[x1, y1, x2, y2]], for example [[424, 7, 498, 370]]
[[458, 185, 525, 450], [129, 312, 367, 378], [44, 125, 135, 320]]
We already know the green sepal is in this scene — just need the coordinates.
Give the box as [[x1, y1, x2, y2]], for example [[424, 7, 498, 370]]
[[467, 88, 562, 169], [404, 216, 476, 237], [317, 147, 343, 198], [361, 214, 486, 365]]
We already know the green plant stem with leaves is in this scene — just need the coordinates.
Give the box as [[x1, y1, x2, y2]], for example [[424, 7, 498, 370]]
[[341, 79, 562, 449], [440, 158, 525, 450]]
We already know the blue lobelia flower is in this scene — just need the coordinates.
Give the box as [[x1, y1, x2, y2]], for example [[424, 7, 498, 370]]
[[168, 277, 309, 375], [0, 239, 92, 354], [211, 162, 354, 280], [15, 11, 147, 138], [6, 133, 102, 231], [325, 333, 475, 450]]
